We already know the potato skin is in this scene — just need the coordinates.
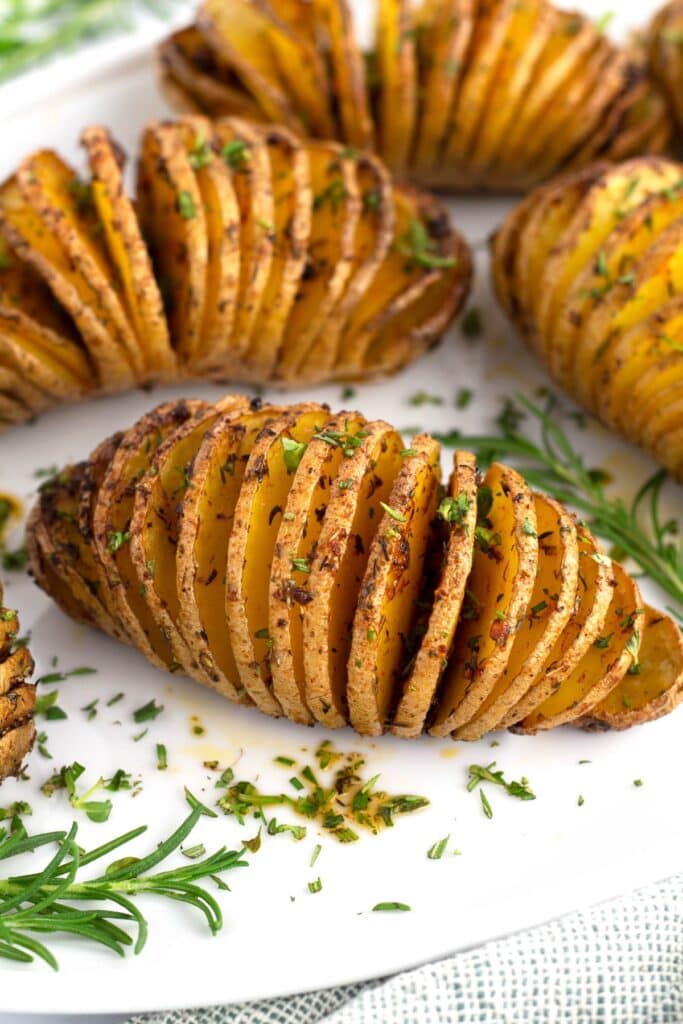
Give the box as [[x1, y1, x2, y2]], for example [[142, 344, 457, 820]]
[[0, 118, 469, 426], [0, 585, 35, 783], [26, 396, 683, 744], [158, 0, 672, 193], [492, 156, 683, 481]]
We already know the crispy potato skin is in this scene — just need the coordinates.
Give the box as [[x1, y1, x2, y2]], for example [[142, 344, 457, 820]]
[[0, 118, 468, 425], [158, 0, 672, 193], [0, 585, 35, 783], [27, 397, 683, 744], [492, 156, 683, 480]]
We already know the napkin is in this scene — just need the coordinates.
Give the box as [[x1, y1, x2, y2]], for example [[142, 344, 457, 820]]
[[130, 875, 683, 1024]]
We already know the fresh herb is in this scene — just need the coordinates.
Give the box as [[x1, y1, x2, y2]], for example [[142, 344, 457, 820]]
[[308, 878, 322, 894], [455, 388, 473, 410], [81, 698, 98, 721], [40, 763, 112, 823], [467, 762, 535, 801], [577, 794, 585, 807], [372, 902, 411, 912], [156, 744, 167, 771], [457, 393, 683, 622], [313, 177, 346, 211], [479, 790, 493, 819], [1, 545, 27, 572], [398, 220, 456, 270], [310, 843, 321, 867], [281, 437, 307, 473], [461, 307, 483, 339], [221, 138, 250, 169], [427, 835, 449, 860], [438, 493, 470, 528], [132, 700, 163, 724], [290, 557, 310, 574], [177, 191, 196, 220], [408, 390, 443, 407], [0, 791, 247, 968], [380, 502, 407, 524], [188, 136, 212, 170], [107, 530, 130, 553]]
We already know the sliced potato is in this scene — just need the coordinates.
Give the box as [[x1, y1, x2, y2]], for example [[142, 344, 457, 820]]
[[516, 561, 642, 733], [313, 0, 374, 148], [129, 396, 249, 682], [18, 150, 143, 380], [198, 0, 301, 127], [304, 151, 395, 378], [498, 530, 615, 729], [227, 404, 327, 715], [244, 124, 311, 379], [0, 174, 133, 389], [92, 400, 210, 668], [81, 125, 175, 381], [455, 493, 580, 740], [278, 142, 360, 380], [303, 419, 405, 727], [412, 0, 475, 172], [391, 450, 478, 739], [177, 400, 283, 704], [376, 0, 418, 171], [137, 122, 208, 362], [270, 411, 367, 724], [0, 310, 86, 405], [429, 463, 538, 737], [578, 606, 683, 730], [213, 117, 275, 365], [157, 26, 266, 120], [347, 435, 441, 736]]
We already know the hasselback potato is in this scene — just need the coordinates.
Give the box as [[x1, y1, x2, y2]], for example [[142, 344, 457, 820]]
[[0, 117, 469, 429], [647, 1, 683, 133], [492, 156, 683, 480], [157, 0, 672, 193], [0, 583, 34, 782], [27, 396, 683, 741]]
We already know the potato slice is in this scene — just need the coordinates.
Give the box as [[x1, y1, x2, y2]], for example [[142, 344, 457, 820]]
[[304, 151, 395, 379], [170, 115, 241, 374], [277, 142, 360, 380], [157, 27, 266, 121], [497, 529, 614, 729], [270, 411, 367, 724], [0, 174, 133, 389], [81, 125, 175, 381], [213, 117, 275, 365], [92, 400, 210, 669], [516, 561, 642, 733], [198, 0, 301, 126], [244, 124, 312, 380], [391, 450, 478, 739], [429, 463, 538, 737], [534, 160, 681, 369], [26, 463, 114, 634], [129, 396, 249, 683], [412, 0, 474, 172], [336, 187, 458, 376], [177, 400, 284, 704], [442, 0, 518, 168], [18, 150, 144, 380], [347, 436, 441, 736], [468, 0, 551, 174], [227, 404, 327, 715], [0, 310, 86, 405], [313, 0, 373, 148], [454, 493, 580, 740], [303, 420, 405, 727], [579, 607, 683, 730], [137, 122, 208, 363], [375, 0, 417, 171]]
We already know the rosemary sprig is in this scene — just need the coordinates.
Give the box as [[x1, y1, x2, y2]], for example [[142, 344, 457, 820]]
[[0, 0, 177, 84], [454, 393, 683, 623], [0, 790, 248, 968]]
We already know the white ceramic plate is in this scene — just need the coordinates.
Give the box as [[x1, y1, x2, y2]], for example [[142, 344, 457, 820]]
[[1, 1, 682, 1015]]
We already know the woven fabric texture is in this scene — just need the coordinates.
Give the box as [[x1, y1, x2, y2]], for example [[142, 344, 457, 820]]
[[130, 875, 683, 1024]]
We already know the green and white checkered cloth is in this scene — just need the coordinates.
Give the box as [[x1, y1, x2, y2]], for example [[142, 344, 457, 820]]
[[131, 875, 683, 1024]]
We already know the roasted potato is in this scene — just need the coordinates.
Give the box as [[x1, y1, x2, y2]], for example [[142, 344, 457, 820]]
[[492, 156, 683, 480], [28, 396, 683, 743], [158, 0, 672, 193], [0, 118, 469, 426], [647, 1, 683, 135], [0, 584, 35, 783]]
